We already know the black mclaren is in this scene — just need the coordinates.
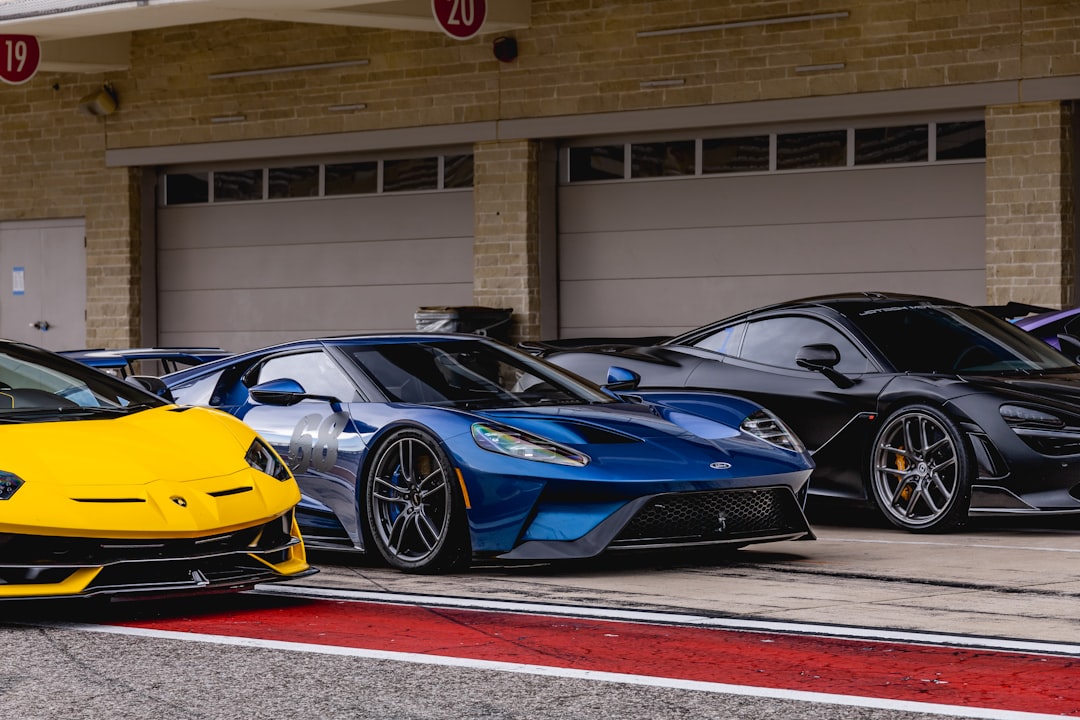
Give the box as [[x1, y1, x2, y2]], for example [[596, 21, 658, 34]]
[[542, 292, 1080, 532]]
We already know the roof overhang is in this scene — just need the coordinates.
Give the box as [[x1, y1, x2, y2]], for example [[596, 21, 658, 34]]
[[0, 0, 531, 73]]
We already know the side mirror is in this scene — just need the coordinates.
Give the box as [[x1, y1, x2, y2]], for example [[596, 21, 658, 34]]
[[126, 375, 175, 403], [794, 343, 855, 389], [249, 378, 343, 408], [795, 343, 840, 371], [603, 366, 640, 392]]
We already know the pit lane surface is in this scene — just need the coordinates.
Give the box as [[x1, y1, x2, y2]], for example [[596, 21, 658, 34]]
[[4, 513, 1079, 719]]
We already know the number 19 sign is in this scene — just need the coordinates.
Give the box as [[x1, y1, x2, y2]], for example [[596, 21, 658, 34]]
[[432, 0, 487, 40], [0, 35, 41, 85]]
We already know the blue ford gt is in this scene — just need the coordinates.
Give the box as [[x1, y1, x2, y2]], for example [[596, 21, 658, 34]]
[[157, 334, 815, 573]]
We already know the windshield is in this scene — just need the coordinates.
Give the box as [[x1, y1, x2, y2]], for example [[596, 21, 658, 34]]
[[0, 342, 165, 418], [342, 338, 614, 409], [849, 303, 1076, 374]]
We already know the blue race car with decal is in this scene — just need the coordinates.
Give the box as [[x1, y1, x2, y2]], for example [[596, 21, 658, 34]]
[[156, 334, 815, 573]]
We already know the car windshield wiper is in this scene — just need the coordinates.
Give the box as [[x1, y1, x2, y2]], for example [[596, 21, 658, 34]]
[[0, 404, 150, 421]]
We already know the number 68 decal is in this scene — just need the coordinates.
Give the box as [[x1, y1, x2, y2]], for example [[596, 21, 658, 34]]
[[288, 412, 348, 473]]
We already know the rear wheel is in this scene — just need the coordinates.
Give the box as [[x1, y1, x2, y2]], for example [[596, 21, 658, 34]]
[[364, 428, 471, 573], [870, 405, 971, 532]]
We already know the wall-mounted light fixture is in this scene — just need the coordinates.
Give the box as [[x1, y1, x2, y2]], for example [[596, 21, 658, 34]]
[[78, 83, 118, 116], [796, 63, 846, 73], [210, 115, 246, 124], [209, 59, 369, 80], [640, 79, 685, 89], [328, 103, 367, 113], [638, 11, 849, 38]]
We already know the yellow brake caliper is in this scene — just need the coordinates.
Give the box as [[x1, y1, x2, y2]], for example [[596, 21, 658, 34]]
[[895, 448, 914, 502]]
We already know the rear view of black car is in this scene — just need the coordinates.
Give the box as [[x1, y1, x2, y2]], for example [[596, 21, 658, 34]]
[[545, 292, 1080, 532]]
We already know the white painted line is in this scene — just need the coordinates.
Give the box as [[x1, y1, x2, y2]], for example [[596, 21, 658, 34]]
[[255, 584, 1080, 658], [828, 537, 1080, 553], [47, 621, 1073, 720]]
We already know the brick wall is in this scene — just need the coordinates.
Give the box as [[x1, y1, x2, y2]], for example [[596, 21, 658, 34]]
[[473, 140, 540, 342], [986, 101, 1075, 307], [1, 0, 1079, 345]]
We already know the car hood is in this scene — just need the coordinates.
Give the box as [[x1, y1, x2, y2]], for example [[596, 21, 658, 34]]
[[474, 402, 810, 476], [0, 405, 254, 486], [959, 370, 1080, 410]]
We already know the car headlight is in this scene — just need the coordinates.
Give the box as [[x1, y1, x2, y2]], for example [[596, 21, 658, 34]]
[[740, 409, 805, 453], [245, 438, 292, 481], [1000, 404, 1066, 429], [0, 471, 24, 500], [472, 423, 589, 466]]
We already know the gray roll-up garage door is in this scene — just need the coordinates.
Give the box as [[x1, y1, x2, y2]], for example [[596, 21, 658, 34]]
[[158, 181, 473, 352], [557, 124, 986, 339]]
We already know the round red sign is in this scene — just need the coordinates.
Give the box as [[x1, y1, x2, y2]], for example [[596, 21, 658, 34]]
[[432, 0, 487, 40], [0, 35, 40, 85]]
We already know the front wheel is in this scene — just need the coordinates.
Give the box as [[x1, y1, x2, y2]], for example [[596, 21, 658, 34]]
[[870, 405, 971, 532], [364, 428, 471, 573]]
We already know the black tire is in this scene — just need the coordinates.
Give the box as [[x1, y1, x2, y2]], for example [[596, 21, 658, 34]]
[[869, 405, 971, 532], [363, 428, 471, 573]]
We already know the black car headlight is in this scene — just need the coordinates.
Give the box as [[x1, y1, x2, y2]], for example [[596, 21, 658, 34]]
[[0, 471, 23, 500], [740, 409, 806, 453], [1000, 404, 1066, 430], [246, 438, 292, 481], [472, 423, 589, 466]]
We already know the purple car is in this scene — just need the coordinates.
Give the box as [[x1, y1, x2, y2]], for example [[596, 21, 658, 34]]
[[1013, 306, 1080, 350]]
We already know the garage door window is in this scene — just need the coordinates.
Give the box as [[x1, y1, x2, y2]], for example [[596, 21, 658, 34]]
[[269, 165, 319, 199], [165, 172, 209, 205], [384, 157, 439, 192], [214, 169, 263, 202], [569, 145, 625, 181], [631, 141, 695, 178], [776, 130, 847, 170], [936, 121, 986, 160], [702, 136, 769, 174], [854, 125, 928, 165], [326, 161, 378, 196]]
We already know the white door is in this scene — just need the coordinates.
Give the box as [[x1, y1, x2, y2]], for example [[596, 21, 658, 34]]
[[0, 219, 87, 351]]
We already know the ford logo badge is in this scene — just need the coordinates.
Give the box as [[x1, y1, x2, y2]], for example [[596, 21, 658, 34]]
[[709, 461, 731, 470]]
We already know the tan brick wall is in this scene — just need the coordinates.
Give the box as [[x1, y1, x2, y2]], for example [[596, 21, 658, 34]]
[[473, 140, 540, 343], [1, 0, 1079, 345], [985, 101, 1075, 307]]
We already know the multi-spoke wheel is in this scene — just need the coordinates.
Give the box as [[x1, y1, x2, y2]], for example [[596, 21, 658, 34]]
[[364, 428, 470, 573], [870, 405, 971, 532]]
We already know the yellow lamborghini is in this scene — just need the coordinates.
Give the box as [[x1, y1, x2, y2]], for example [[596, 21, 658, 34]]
[[0, 339, 313, 600]]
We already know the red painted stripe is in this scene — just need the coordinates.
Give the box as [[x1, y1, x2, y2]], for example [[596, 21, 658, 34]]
[[117, 596, 1080, 715]]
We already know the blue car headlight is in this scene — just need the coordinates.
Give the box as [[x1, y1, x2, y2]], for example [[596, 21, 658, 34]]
[[740, 409, 805, 453], [472, 423, 589, 466], [0, 471, 23, 500], [245, 438, 292, 481]]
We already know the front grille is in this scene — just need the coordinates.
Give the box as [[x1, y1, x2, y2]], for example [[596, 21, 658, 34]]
[[612, 487, 806, 546], [0, 512, 294, 568]]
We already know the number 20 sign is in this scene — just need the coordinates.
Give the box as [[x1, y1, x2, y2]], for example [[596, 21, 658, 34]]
[[432, 0, 487, 40], [0, 35, 41, 85]]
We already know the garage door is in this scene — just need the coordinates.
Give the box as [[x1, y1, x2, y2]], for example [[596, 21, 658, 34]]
[[157, 153, 474, 352], [558, 120, 986, 339]]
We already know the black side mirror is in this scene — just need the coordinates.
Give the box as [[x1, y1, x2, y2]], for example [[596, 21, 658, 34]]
[[795, 343, 840, 371], [795, 343, 854, 389], [126, 375, 175, 403], [603, 366, 641, 392]]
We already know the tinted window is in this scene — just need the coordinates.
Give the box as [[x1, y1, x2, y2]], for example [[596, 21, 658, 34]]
[[214, 169, 263, 202], [569, 146, 625, 181], [252, 351, 358, 400], [736, 316, 871, 373], [777, 130, 847, 169], [936, 121, 985, 160], [693, 323, 746, 355], [854, 125, 928, 165], [702, 135, 770, 173], [631, 141, 695, 178], [851, 304, 1072, 374], [444, 154, 474, 188], [165, 172, 209, 205], [383, 157, 439, 192], [325, 161, 377, 195], [269, 165, 319, 198]]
